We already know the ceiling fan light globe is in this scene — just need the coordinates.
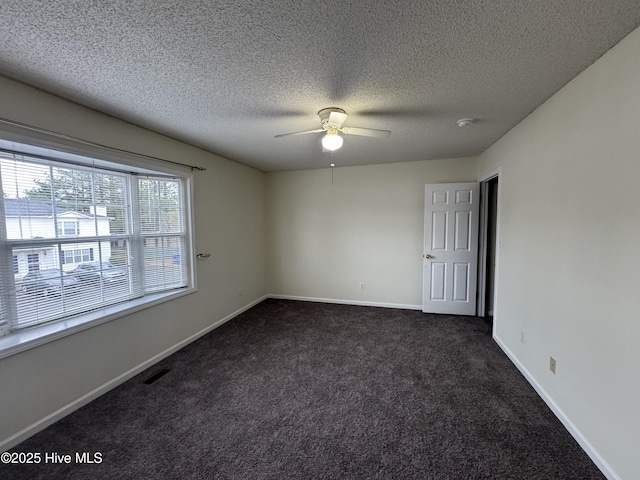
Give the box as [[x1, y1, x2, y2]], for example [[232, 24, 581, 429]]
[[322, 132, 343, 151]]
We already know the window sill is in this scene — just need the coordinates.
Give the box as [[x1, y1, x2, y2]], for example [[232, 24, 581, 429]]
[[0, 287, 196, 360]]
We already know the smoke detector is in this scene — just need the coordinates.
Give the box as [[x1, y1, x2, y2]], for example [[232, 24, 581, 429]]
[[456, 118, 474, 127]]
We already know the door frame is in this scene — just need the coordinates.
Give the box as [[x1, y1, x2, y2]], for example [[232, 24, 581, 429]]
[[477, 168, 501, 323]]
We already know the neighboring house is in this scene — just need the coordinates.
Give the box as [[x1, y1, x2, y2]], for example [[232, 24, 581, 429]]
[[4, 198, 112, 277]]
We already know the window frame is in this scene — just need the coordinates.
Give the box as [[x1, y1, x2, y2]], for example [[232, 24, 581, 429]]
[[0, 128, 197, 360]]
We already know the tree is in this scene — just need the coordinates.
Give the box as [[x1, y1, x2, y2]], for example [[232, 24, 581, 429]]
[[26, 169, 182, 235], [25, 167, 127, 233], [25, 168, 124, 206], [138, 178, 182, 234]]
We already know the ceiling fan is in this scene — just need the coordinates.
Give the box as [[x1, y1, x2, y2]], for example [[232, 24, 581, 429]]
[[274, 107, 391, 151]]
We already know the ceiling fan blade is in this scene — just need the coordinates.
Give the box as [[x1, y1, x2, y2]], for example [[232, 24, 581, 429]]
[[340, 126, 391, 138], [328, 111, 349, 127], [274, 128, 325, 138]]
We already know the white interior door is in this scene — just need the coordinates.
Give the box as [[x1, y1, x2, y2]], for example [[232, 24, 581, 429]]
[[423, 183, 479, 315]]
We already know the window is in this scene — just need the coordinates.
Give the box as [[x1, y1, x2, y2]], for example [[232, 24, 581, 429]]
[[57, 221, 80, 236], [61, 247, 94, 265], [0, 138, 194, 346], [27, 253, 40, 272]]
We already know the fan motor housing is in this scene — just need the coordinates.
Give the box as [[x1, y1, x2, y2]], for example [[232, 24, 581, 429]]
[[318, 107, 346, 126]]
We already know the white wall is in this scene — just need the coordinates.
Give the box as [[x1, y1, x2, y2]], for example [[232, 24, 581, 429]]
[[0, 76, 267, 447], [266, 158, 477, 307], [478, 27, 640, 480]]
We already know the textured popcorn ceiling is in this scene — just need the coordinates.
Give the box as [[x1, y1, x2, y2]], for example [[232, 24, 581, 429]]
[[1, 1, 639, 171]]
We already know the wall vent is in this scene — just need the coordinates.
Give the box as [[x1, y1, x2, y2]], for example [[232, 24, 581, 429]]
[[143, 368, 171, 385]]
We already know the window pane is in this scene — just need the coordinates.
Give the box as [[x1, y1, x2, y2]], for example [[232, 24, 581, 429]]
[[5, 198, 56, 240], [12, 241, 138, 328], [1, 157, 128, 240], [15, 261, 81, 328], [139, 179, 160, 233], [144, 236, 187, 292], [72, 243, 135, 308], [108, 206, 127, 235], [139, 178, 183, 234]]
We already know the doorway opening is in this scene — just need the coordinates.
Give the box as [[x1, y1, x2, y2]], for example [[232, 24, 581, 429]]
[[478, 174, 499, 327]]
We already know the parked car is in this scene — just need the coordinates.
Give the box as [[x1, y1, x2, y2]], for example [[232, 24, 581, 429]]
[[74, 261, 127, 285], [22, 269, 80, 296]]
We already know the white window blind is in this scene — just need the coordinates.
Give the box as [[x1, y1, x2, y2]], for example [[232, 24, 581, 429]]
[[0, 149, 191, 334]]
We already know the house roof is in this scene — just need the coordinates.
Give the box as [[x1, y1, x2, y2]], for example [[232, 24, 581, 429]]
[[3, 198, 104, 218]]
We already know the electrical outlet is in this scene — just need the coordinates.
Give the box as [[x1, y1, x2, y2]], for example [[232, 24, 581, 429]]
[[520, 331, 526, 344], [549, 356, 557, 374], [360, 283, 365, 290]]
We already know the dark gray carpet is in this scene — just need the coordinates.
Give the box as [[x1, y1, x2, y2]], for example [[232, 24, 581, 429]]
[[1, 299, 604, 479]]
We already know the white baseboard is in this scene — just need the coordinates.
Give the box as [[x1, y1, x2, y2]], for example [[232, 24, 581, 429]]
[[267, 294, 422, 311], [0, 295, 268, 453], [493, 334, 619, 480]]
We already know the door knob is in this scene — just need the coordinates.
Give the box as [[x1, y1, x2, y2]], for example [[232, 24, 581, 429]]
[[425, 254, 434, 259]]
